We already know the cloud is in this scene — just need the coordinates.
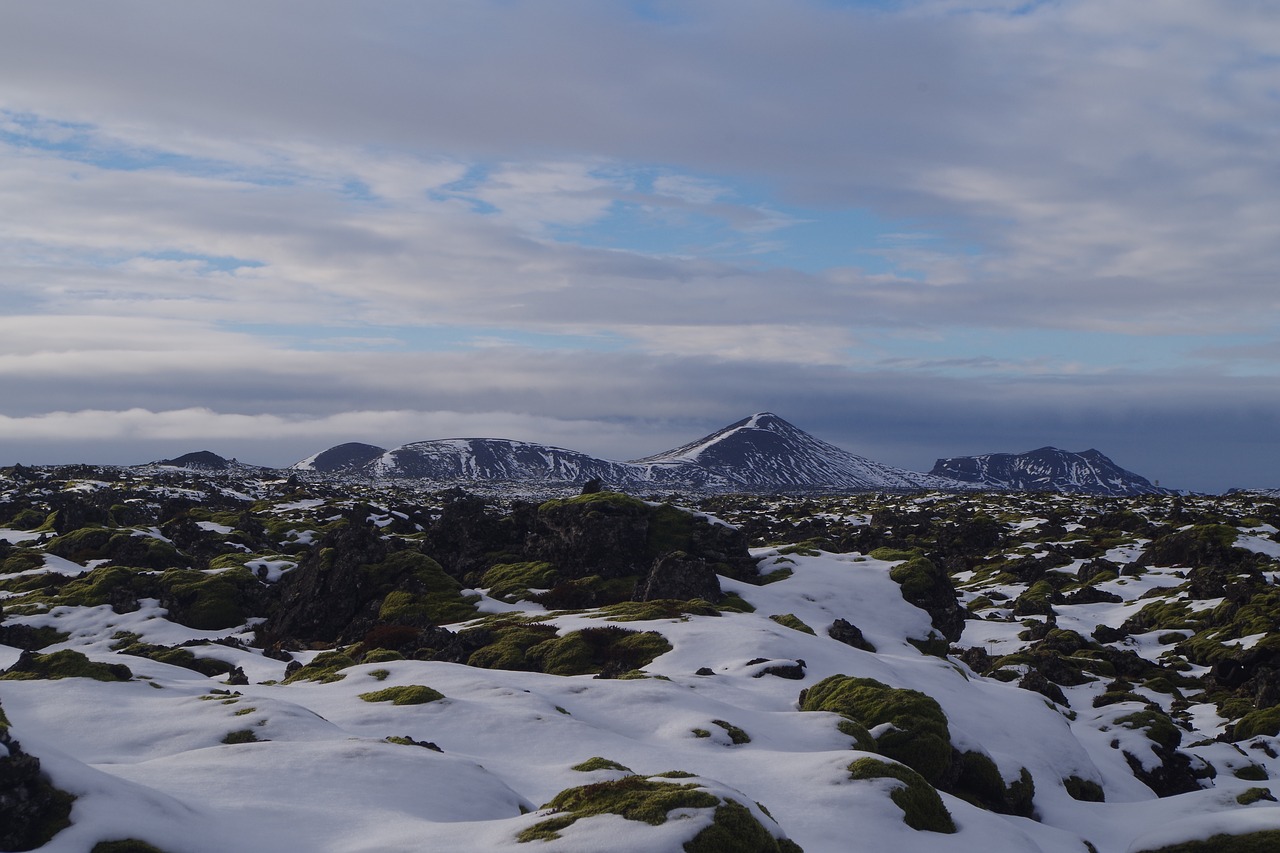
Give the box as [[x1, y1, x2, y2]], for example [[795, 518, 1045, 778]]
[[0, 1, 1276, 493]]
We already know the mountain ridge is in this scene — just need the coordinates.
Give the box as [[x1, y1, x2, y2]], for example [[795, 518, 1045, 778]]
[[929, 446, 1172, 496]]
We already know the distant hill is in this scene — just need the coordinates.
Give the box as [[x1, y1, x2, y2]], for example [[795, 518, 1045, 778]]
[[928, 446, 1171, 496]]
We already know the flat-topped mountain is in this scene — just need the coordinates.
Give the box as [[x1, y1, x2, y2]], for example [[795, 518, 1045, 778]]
[[928, 446, 1171, 496]]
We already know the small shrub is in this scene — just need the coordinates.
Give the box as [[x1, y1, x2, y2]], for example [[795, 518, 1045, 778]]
[[221, 729, 260, 744]]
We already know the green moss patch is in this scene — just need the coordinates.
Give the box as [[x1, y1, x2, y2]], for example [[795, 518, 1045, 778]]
[[768, 613, 815, 635], [1133, 830, 1280, 853], [0, 649, 132, 682], [519, 768, 768, 845], [710, 719, 751, 745], [800, 675, 953, 785], [481, 561, 560, 602], [358, 684, 445, 705], [571, 757, 633, 773], [283, 650, 357, 684], [592, 599, 720, 622], [467, 624, 671, 676], [847, 757, 956, 833], [684, 799, 804, 853], [370, 552, 478, 626], [1233, 707, 1280, 741]]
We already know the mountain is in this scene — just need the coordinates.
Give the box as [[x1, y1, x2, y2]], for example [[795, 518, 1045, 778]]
[[293, 413, 951, 492], [632, 412, 961, 491], [293, 442, 388, 474], [928, 446, 1170, 496], [152, 450, 234, 471]]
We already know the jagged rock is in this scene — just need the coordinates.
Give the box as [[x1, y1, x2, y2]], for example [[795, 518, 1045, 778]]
[[633, 552, 722, 602], [828, 618, 876, 652], [0, 707, 74, 851]]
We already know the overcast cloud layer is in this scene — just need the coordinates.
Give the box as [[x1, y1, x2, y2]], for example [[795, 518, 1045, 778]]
[[1, 0, 1277, 492]]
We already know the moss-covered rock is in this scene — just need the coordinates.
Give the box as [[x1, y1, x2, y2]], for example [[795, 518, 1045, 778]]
[[1232, 706, 1280, 741], [283, 650, 357, 684], [799, 675, 953, 785], [90, 841, 171, 853], [768, 613, 815, 635], [571, 757, 633, 773], [358, 684, 445, 705], [481, 561, 560, 602], [887, 556, 966, 643], [1132, 831, 1280, 853], [0, 649, 132, 682], [847, 757, 956, 833], [517, 775, 798, 851], [518, 775, 719, 841]]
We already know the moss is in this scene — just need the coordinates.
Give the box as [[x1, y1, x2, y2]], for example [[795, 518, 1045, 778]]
[[593, 599, 720, 622], [711, 719, 751, 745], [1233, 707, 1280, 741], [525, 627, 670, 676], [952, 751, 1035, 816], [684, 799, 803, 853], [847, 757, 956, 833], [0, 649, 132, 682], [358, 684, 445, 705], [868, 547, 922, 562], [692, 728, 711, 738], [158, 567, 260, 630], [1236, 787, 1276, 805], [368, 668, 391, 681], [283, 651, 357, 684], [800, 675, 953, 784], [571, 757, 633, 773], [1116, 709, 1182, 751], [481, 561, 560, 602], [753, 568, 793, 586], [362, 649, 404, 664], [90, 841, 170, 853], [768, 613, 815, 635], [518, 775, 720, 842], [1132, 830, 1280, 853], [717, 593, 756, 613], [648, 502, 697, 557], [1233, 764, 1269, 781], [221, 729, 260, 744], [1063, 775, 1105, 802], [366, 551, 478, 626]]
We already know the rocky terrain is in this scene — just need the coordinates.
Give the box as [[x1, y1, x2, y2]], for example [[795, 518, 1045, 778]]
[[2, 464, 1280, 851]]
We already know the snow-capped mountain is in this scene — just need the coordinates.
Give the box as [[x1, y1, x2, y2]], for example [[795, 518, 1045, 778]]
[[632, 413, 961, 491], [293, 414, 953, 492], [928, 446, 1171, 496]]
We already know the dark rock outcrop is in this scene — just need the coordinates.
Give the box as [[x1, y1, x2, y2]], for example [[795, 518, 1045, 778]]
[[634, 552, 722, 602], [0, 704, 74, 852]]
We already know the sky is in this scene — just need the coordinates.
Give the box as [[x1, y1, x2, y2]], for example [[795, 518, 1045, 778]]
[[0, 0, 1277, 492]]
